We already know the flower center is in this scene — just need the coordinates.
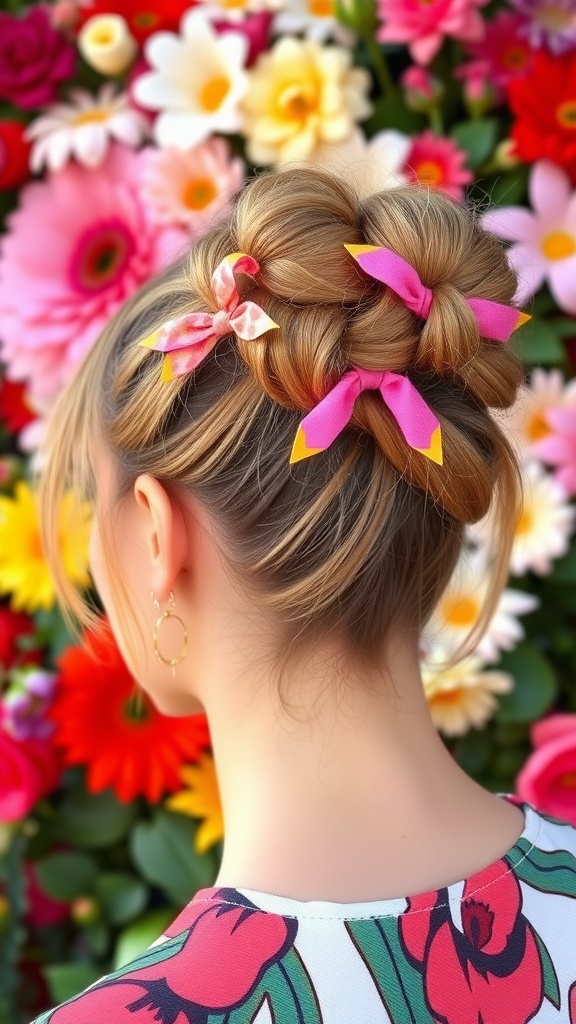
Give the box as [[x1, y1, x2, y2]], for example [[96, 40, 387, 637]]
[[516, 508, 532, 536], [182, 177, 218, 210], [501, 45, 530, 71], [28, 528, 45, 563], [542, 230, 576, 260], [70, 218, 134, 294], [557, 100, 576, 130], [413, 160, 443, 186], [526, 411, 551, 442], [279, 83, 317, 122], [462, 898, 494, 950], [72, 109, 111, 127], [560, 770, 576, 787], [537, 4, 573, 30], [308, 0, 333, 16], [428, 688, 463, 707], [442, 595, 479, 628], [199, 76, 230, 113], [123, 692, 150, 724], [91, 25, 115, 45], [132, 11, 160, 28]]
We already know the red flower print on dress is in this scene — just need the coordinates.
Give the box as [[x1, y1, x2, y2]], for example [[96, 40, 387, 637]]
[[47, 889, 299, 1024], [570, 980, 576, 1023], [400, 862, 544, 1024]]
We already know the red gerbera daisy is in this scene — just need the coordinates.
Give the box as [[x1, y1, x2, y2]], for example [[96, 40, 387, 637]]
[[76, 0, 196, 44], [508, 50, 576, 182], [49, 622, 211, 804]]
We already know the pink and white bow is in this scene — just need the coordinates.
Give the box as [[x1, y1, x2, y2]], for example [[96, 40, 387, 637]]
[[344, 244, 531, 342], [139, 252, 279, 382], [290, 367, 443, 466]]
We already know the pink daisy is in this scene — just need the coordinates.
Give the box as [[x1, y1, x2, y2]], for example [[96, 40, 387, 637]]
[[0, 145, 185, 407], [460, 11, 534, 95], [140, 137, 244, 237], [403, 130, 472, 200], [377, 0, 489, 66], [532, 405, 576, 495]]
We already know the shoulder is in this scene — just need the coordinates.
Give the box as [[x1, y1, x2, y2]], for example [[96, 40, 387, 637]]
[[30, 888, 301, 1024]]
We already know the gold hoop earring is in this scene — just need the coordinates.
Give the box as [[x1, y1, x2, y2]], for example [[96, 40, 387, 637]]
[[151, 590, 188, 677]]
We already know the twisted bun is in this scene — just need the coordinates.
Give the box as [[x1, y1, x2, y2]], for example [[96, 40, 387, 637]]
[[189, 167, 523, 525]]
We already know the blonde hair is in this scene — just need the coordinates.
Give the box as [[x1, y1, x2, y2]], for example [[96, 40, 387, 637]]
[[39, 166, 524, 702]]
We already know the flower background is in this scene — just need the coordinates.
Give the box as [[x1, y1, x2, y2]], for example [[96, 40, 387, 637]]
[[1, 0, 576, 1017]]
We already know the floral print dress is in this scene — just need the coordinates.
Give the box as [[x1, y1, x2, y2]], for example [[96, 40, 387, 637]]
[[32, 794, 576, 1024]]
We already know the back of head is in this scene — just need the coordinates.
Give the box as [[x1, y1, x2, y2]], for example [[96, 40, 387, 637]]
[[40, 166, 524, 702]]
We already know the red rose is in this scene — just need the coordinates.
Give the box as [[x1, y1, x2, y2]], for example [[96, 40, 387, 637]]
[[0, 6, 76, 111], [400, 862, 544, 1024], [508, 50, 576, 182], [0, 122, 31, 191], [0, 723, 60, 821]]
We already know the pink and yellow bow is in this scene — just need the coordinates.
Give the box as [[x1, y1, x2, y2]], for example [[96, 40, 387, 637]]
[[139, 252, 279, 382], [290, 367, 443, 466], [344, 244, 531, 341]]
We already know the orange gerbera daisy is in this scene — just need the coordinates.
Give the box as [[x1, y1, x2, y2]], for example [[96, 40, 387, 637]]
[[49, 622, 211, 804]]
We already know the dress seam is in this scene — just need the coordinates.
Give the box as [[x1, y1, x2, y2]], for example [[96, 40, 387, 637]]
[[188, 811, 542, 922]]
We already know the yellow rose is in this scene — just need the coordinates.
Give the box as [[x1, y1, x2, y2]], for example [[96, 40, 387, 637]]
[[241, 37, 372, 164], [78, 14, 138, 77]]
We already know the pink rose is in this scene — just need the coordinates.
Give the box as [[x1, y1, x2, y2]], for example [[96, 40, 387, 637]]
[[0, 722, 60, 821], [516, 713, 576, 824], [0, 5, 76, 110]]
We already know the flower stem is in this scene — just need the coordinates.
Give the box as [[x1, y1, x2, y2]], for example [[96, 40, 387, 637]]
[[429, 105, 444, 135], [365, 38, 395, 98]]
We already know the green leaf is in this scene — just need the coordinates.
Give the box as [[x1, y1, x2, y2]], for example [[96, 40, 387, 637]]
[[43, 964, 102, 1006], [113, 912, 184, 971], [495, 642, 558, 725], [451, 119, 498, 168], [280, 949, 323, 1023], [488, 166, 530, 207], [513, 837, 576, 901], [95, 872, 148, 926], [35, 852, 98, 902], [549, 538, 576, 583], [346, 918, 434, 1023], [84, 921, 110, 958], [533, 928, 561, 1008], [55, 787, 138, 848], [513, 317, 565, 366], [455, 729, 492, 775], [130, 809, 215, 906], [363, 95, 424, 136]]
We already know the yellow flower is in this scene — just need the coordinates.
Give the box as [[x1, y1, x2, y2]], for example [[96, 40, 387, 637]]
[[241, 37, 372, 164], [167, 752, 224, 854], [421, 647, 513, 738], [0, 481, 91, 613]]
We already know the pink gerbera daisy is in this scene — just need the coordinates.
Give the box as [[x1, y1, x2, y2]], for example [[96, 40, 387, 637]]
[[0, 145, 185, 408], [377, 0, 489, 66], [140, 137, 244, 237], [403, 130, 472, 200], [461, 11, 534, 94]]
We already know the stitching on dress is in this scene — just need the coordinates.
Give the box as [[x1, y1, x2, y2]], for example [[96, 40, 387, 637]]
[[187, 811, 542, 921]]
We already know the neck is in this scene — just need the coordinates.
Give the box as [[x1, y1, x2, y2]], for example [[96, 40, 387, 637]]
[[194, 628, 524, 902]]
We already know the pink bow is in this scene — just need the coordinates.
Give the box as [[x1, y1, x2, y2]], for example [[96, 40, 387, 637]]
[[139, 252, 279, 381], [344, 245, 531, 342], [290, 366, 443, 466]]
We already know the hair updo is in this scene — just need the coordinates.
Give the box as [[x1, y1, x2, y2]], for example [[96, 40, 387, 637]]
[[40, 166, 524, 702]]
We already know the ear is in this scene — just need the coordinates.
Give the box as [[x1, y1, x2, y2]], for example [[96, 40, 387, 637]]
[[133, 474, 189, 602]]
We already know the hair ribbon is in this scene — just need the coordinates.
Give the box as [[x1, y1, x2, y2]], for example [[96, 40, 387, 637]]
[[291, 367, 443, 466], [139, 252, 279, 381], [344, 244, 531, 341]]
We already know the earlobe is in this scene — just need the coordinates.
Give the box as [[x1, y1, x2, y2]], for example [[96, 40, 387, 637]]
[[133, 474, 189, 602]]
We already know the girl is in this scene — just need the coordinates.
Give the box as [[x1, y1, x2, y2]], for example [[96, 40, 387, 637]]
[[37, 167, 576, 1024]]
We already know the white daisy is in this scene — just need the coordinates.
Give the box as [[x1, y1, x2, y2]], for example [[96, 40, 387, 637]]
[[273, 0, 353, 43], [474, 459, 576, 576], [493, 368, 576, 462], [133, 10, 249, 151], [424, 545, 538, 664], [304, 127, 410, 195], [421, 644, 513, 738], [25, 85, 148, 173], [198, 0, 282, 22]]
